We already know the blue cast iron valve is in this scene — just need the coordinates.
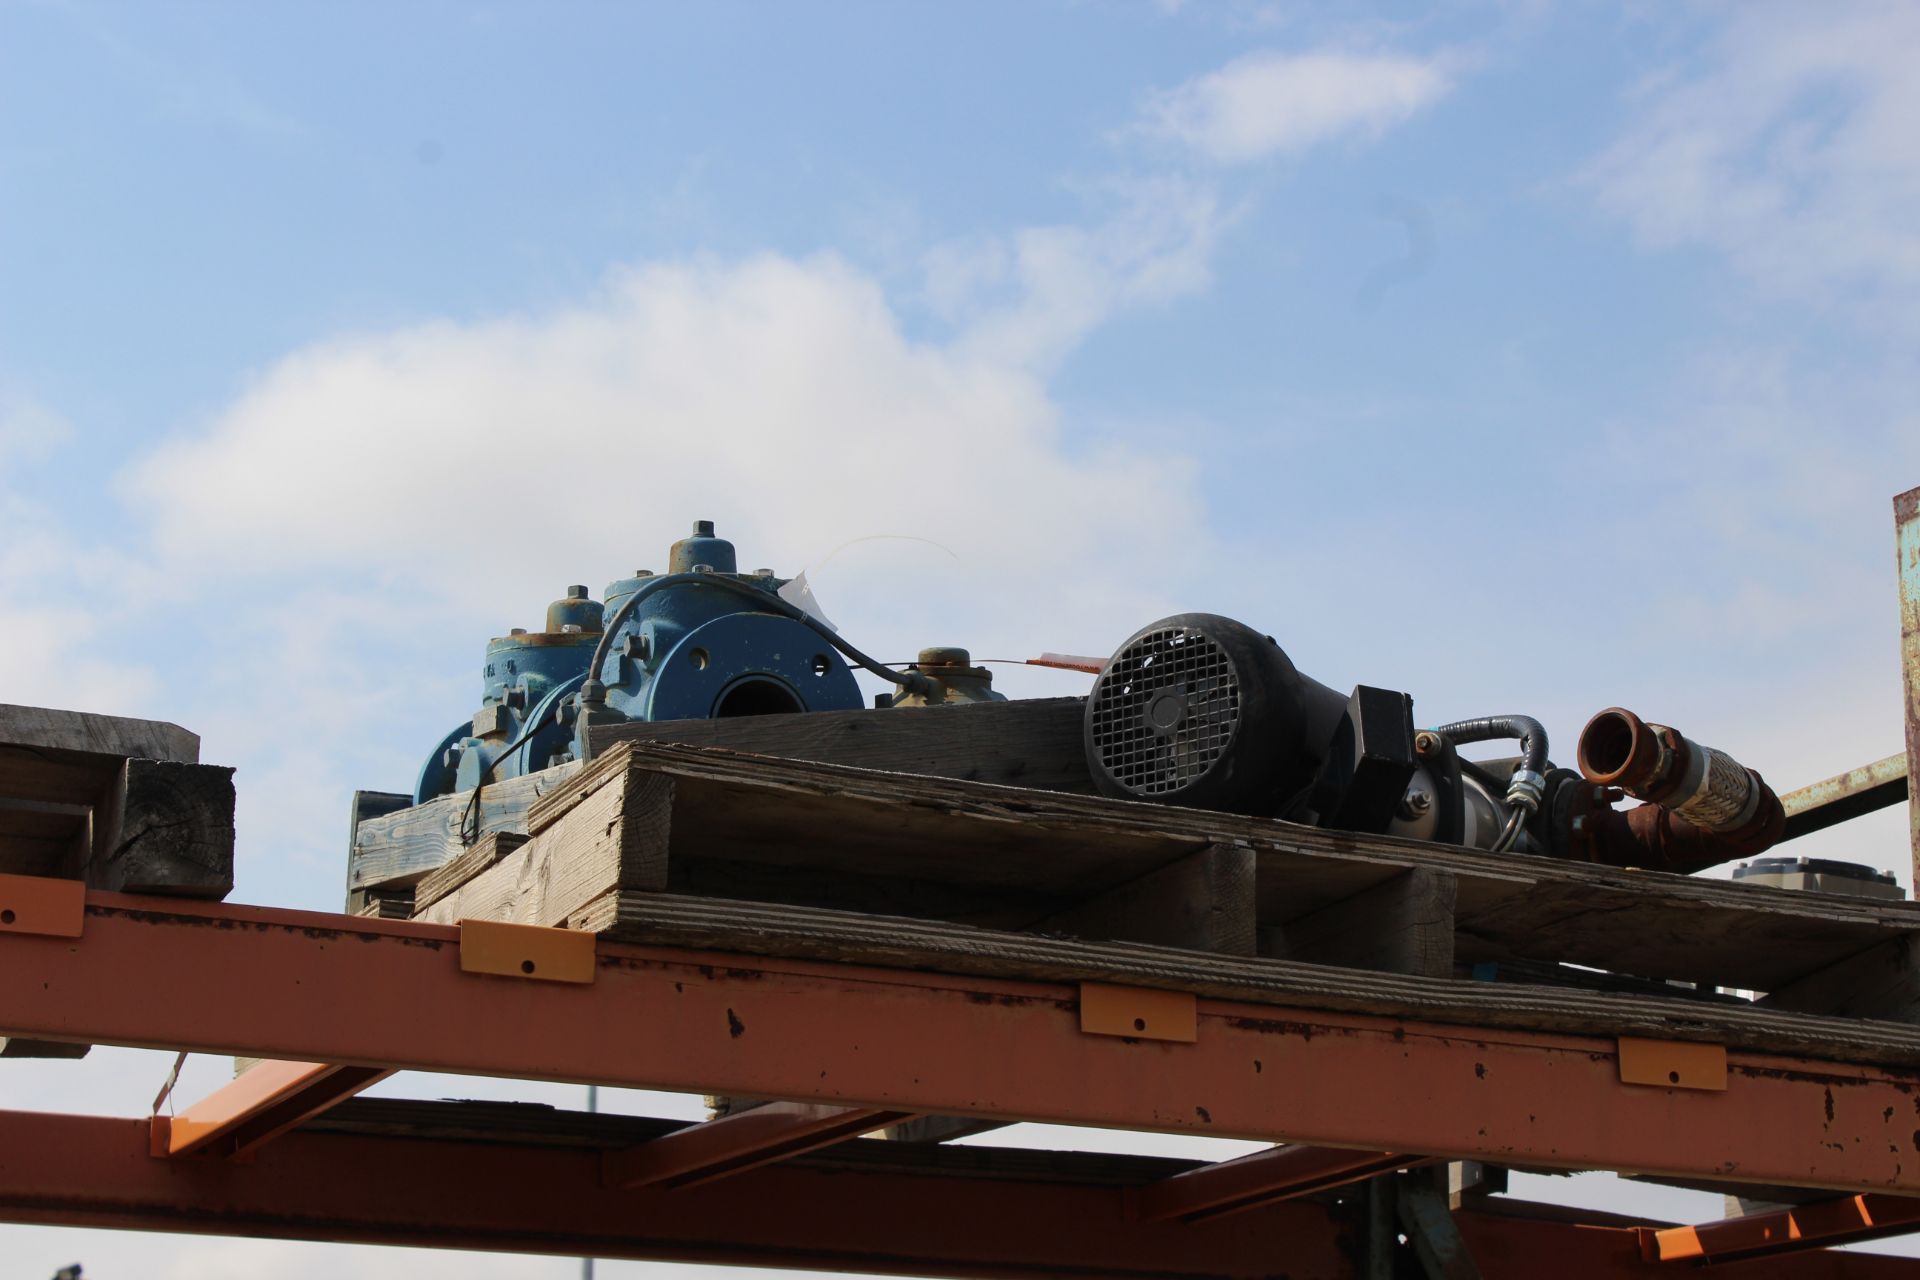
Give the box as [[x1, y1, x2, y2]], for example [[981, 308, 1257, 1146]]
[[412, 520, 869, 803]]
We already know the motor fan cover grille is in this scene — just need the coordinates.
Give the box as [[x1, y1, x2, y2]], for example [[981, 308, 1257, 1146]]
[[1088, 625, 1241, 796]]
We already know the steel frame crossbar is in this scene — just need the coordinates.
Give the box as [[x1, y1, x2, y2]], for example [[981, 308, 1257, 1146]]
[[603, 1101, 917, 1190], [155, 1058, 393, 1159], [4, 892, 1920, 1200], [1644, 1194, 1920, 1264]]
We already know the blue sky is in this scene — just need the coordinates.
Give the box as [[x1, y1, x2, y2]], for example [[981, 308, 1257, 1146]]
[[5, 1, 1920, 1274]]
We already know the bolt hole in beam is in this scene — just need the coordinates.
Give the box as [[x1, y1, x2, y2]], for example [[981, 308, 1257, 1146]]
[[0, 871, 85, 936], [459, 920, 596, 985]]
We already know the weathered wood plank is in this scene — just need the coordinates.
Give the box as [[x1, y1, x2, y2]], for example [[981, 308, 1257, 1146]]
[[90, 759, 235, 897], [412, 772, 671, 928], [1035, 844, 1255, 955], [0, 703, 197, 763], [355, 888, 417, 920], [573, 890, 1920, 1067], [413, 832, 529, 913], [1268, 868, 1456, 978], [588, 698, 1092, 794], [349, 762, 581, 891], [1763, 936, 1920, 1023]]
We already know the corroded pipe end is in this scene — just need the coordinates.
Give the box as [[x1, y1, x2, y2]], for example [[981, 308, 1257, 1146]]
[[1577, 707, 1664, 792]]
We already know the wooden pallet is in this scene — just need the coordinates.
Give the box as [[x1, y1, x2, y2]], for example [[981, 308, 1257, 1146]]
[[381, 734, 1920, 1066]]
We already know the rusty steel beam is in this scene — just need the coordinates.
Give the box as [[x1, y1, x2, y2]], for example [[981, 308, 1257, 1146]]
[[1780, 753, 1910, 842], [0, 1107, 1358, 1279], [157, 1059, 393, 1159], [0, 1106, 1911, 1280], [603, 1101, 916, 1190], [4, 895, 1920, 1195], [1643, 1193, 1920, 1264], [1900, 485, 1920, 888], [1129, 1145, 1429, 1223]]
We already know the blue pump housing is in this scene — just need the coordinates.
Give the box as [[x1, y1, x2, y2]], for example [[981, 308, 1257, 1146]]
[[414, 521, 863, 803]]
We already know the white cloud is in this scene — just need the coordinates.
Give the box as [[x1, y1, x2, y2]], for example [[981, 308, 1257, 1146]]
[[1584, 2, 1920, 313], [119, 239, 1214, 668], [1138, 48, 1455, 165], [0, 393, 73, 472]]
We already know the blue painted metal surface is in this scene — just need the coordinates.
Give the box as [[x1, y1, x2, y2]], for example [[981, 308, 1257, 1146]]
[[414, 521, 863, 803]]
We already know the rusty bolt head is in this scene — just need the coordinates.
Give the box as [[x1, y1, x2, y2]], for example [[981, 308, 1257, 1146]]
[[1414, 731, 1442, 757]]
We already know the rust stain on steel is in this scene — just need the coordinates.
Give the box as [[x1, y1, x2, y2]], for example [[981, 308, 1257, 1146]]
[[1780, 752, 1910, 842], [1897, 484, 1920, 888]]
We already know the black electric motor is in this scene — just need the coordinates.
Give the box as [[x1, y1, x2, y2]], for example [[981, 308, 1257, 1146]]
[[1083, 613, 1557, 855], [1084, 614, 1349, 815]]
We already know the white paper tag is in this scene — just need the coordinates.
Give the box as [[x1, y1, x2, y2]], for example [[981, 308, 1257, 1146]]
[[776, 570, 837, 632]]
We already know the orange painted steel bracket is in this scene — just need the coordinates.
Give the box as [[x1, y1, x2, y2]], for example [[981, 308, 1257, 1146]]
[[153, 1059, 395, 1160], [1080, 982, 1197, 1042], [460, 918, 596, 984], [1642, 1194, 1920, 1264], [5, 894, 1920, 1196], [603, 1101, 917, 1191], [0, 872, 84, 938], [1618, 1037, 1726, 1092]]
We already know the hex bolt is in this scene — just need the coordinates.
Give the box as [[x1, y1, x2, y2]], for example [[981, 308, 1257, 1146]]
[[1414, 731, 1441, 757], [565, 584, 589, 600], [693, 519, 715, 536]]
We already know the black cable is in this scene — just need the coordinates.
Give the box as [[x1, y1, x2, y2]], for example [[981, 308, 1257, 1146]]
[[1430, 715, 1549, 854]]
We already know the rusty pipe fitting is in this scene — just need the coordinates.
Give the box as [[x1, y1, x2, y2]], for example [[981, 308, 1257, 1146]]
[[1579, 707, 1766, 832], [1571, 708, 1786, 873]]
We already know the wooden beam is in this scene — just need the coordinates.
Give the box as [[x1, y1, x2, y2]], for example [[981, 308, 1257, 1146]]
[[588, 697, 1093, 794], [1763, 935, 1920, 1023], [411, 772, 671, 929], [1130, 1145, 1427, 1223], [1268, 867, 1456, 978], [1035, 843, 1255, 955], [348, 762, 580, 891], [0, 703, 197, 763], [602, 1101, 916, 1191], [90, 758, 234, 897], [412, 831, 528, 913]]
